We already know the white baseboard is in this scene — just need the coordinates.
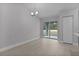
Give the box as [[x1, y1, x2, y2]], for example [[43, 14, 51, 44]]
[[73, 42, 79, 47], [0, 37, 39, 52]]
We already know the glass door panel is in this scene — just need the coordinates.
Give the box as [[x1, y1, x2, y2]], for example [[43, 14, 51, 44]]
[[49, 21, 58, 39], [43, 22, 49, 38], [43, 21, 58, 39]]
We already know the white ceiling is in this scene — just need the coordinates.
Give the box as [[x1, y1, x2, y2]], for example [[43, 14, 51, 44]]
[[25, 3, 79, 18]]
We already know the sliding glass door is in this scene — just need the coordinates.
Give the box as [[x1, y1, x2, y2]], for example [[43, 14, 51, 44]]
[[43, 22, 49, 38], [43, 21, 58, 39], [49, 21, 58, 39]]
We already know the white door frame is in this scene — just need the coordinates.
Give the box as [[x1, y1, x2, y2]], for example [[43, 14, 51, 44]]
[[61, 15, 74, 44]]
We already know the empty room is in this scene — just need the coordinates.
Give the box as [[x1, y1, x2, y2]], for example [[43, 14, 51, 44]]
[[0, 3, 79, 56]]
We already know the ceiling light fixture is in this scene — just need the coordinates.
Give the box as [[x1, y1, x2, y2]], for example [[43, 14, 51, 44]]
[[30, 10, 39, 16], [35, 11, 39, 15], [31, 12, 34, 16]]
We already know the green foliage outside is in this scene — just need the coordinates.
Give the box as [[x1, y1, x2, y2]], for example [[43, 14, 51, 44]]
[[50, 21, 58, 30]]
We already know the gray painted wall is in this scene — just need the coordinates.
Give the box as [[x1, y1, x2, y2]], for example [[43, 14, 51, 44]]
[[0, 4, 40, 48]]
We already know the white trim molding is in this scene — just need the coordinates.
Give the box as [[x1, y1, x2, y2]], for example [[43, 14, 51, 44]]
[[0, 37, 39, 52]]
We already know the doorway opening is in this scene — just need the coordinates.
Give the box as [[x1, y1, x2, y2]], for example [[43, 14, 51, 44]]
[[43, 21, 58, 39]]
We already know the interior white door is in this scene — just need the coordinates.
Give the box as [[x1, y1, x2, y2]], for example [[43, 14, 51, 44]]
[[62, 16, 73, 43]]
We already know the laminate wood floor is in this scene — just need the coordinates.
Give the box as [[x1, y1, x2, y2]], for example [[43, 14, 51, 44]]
[[0, 38, 79, 56]]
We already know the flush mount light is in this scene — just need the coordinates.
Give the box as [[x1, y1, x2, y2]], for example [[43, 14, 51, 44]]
[[30, 10, 39, 16], [30, 12, 34, 16], [35, 11, 39, 15]]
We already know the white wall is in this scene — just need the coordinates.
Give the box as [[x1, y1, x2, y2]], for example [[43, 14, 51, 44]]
[[0, 4, 40, 48]]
